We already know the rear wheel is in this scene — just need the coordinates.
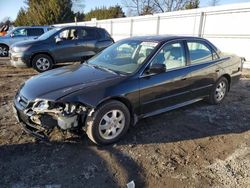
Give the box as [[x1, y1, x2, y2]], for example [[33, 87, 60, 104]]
[[86, 100, 130, 145], [208, 77, 228, 104], [32, 54, 53, 72], [0, 44, 8, 57]]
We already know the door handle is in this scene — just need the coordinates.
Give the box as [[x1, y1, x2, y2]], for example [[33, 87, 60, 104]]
[[181, 77, 187, 81], [215, 69, 220, 72]]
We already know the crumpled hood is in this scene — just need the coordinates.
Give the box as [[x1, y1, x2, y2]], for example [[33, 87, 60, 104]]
[[19, 64, 121, 101]]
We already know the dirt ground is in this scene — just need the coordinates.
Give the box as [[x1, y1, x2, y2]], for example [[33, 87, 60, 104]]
[[0, 58, 249, 188]]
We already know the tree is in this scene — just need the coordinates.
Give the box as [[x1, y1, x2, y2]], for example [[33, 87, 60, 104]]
[[209, 0, 220, 6], [185, 0, 199, 9], [15, 8, 29, 26], [15, 0, 76, 26], [123, 0, 155, 16], [84, 5, 125, 21], [141, 5, 154, 15], [123, 0, 199, 15]]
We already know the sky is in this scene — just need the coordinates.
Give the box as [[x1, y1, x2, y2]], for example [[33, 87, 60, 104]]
[[1, 0, 250, 21]]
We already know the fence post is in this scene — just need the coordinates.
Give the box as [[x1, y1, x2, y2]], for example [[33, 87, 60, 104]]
[[156, 16, 160, 35], [198, 12, 205, 37], [130, 18, 133, 37]]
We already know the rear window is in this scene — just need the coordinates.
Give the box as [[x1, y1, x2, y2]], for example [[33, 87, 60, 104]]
[[78, 28, 99, 39], [27, 28, 44, 36], [98, 28, 111, 39]]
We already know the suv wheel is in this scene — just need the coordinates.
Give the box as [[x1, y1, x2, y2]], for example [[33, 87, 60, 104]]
[[0, 44, 8, 57], [86, 100, 130, 145], [208, 77, 228, 104], [32, 54, 53, 72]]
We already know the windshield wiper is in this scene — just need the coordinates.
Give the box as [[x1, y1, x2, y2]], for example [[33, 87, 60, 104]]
[[92, 65, 119, 75]]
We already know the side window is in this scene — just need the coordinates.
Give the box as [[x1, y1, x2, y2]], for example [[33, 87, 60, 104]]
[[99, 29, 111, 39], [78, 28, 88, 39], [13, 28, 27, 37], [187, 41, 213, 64], [56, 29, 77, 40], [151, 42, 186, 70], [27, 28, 44, 36]]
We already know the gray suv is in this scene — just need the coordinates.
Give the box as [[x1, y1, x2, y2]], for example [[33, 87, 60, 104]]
[[0, 26, 52, 57]]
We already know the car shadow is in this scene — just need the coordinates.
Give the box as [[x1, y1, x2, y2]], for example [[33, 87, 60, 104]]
[[120, 99, 250, 146], [0, 142, 145, 187]]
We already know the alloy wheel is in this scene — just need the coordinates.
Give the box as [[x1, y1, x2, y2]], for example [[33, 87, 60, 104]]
[[36, 57, 50, 71], [215, 80, 227, 102], [98, 109, 125, 140], [0, 46, 8, 57]]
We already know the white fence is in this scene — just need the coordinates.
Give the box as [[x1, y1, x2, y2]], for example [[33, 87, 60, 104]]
[[56, 3, 250, 67]]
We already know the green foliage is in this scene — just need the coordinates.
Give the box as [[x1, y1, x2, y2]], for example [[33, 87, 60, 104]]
[[185, 0, 200, 9], [15, 0, 75, 26], [84, 5, 125, 21], [15, 8, 29, 26]]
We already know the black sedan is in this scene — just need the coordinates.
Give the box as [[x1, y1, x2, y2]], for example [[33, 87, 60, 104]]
[[13, 36, 243, 145], [10, 26, 114, 72]]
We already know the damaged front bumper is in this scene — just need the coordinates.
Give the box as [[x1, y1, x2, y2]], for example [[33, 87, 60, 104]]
[[13, 95, 88, 141]]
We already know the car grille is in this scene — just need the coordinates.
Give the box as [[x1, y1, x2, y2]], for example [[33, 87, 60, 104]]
[[16, 94, 29, 108]]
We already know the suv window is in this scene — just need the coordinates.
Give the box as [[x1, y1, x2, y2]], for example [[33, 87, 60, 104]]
[[98, 29, 111, 39], [27, 28, 44, 36], [187, 41, 213, 64], [151, 42, 186, 70], [13, 28, 27, 37], [56, 28, 77, 40], [78, 28, 99, 39]]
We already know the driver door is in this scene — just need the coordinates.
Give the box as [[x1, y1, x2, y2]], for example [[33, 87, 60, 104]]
[[52, 27, 79, 63], [139, 41, 193, 116]]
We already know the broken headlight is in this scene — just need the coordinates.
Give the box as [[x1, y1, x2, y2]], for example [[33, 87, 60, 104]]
[[32, 99, 87, 115]]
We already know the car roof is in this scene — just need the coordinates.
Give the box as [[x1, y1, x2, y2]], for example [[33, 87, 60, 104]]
[[14, 26, 53, 29], [57, 25, 102, 30], [126, 35, 207, 43]]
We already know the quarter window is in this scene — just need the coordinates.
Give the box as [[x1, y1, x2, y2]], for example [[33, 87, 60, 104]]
[[151, 42, 186, 70], [187, 42, 213, 64]]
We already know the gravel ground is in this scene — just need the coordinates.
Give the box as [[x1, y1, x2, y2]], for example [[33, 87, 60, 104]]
[[0, 58, 249, 188]]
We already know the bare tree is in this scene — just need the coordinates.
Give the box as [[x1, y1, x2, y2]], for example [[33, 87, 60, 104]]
[[208, 0, 220, 6], [123, 0, 194, 15], [123, 0, 156, 16]]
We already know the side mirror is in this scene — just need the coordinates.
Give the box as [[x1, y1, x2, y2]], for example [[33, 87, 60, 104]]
[[148, 63, 166, 74], [10, 33, 14, 38], [55, 37, 63, 44]]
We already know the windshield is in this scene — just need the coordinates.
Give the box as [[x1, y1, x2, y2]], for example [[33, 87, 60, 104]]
[[38, 27, 60, 40], [88, 40, 158, 74]]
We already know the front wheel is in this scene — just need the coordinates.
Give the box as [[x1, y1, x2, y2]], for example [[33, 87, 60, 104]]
[[32, 54, 53, 72], [86, 100, 130, 145], [208, 77, 228, 104], [0, 44, 8, 57]]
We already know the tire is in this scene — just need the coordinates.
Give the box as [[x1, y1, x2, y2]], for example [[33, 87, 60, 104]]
[[32, 54, 53, 72], [86, 100, 131, 145], [208, 77, 229, 105], [0, 44, 9, 57]]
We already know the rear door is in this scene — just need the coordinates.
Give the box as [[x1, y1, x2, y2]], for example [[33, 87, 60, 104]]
[[96, 28, 114, 51], [139, 40, 194, 116], [185, 40, 221, 98], [74, 27, 100, 60]]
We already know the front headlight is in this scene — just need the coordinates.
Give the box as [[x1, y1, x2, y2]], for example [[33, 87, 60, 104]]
[[12, 46, 31, 53], [31, 99, 87, 114]]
